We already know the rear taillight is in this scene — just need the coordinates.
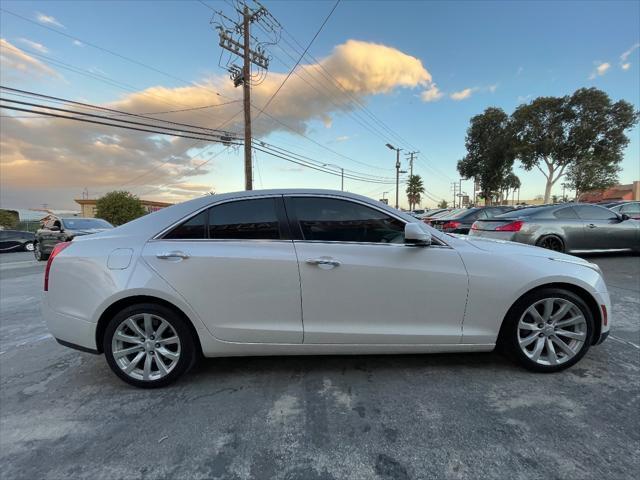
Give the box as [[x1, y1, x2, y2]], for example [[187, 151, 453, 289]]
[[495, 220, 524, 232], [442, 221, 461, 230], [471, 222, 479, 231], [44, 242, 71, 291]]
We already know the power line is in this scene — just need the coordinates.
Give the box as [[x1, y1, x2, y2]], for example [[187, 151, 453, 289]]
[[0, 94, 397, 187], [253, 0, 340, 122]]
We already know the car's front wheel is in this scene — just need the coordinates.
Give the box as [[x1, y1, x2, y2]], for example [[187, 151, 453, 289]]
[[103, 303, 197, 388], [501, 288, 594, 372], [24, 241, 34, 252]]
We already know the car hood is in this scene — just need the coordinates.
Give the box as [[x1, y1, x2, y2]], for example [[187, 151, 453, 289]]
[[453, 234, 591, 264]]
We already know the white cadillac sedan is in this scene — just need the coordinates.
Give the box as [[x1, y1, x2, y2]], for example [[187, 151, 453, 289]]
[[43, 189, 610, 388]]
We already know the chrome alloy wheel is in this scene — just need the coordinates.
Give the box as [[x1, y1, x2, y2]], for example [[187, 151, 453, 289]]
[[517, 298, 587, 366], [111, 313, 181, 381]]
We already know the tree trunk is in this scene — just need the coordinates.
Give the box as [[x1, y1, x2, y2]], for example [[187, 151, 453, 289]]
[[543, 179, 553, 204]]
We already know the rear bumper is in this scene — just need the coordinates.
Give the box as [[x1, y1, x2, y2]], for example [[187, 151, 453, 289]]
[[43, 296, 98, 352]]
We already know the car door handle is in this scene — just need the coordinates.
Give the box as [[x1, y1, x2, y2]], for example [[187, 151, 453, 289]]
[[156, 251, 190, 260], [587, 223, 597, 229], [306, 258, 341, 267]]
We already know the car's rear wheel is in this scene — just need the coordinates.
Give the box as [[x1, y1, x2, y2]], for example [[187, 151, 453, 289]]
[[24, 241, 34, 252], [536, 235, 565, 252], [501, 288, 594, 372], [34, 242, 48, 261], [103, 303, 196, 388]]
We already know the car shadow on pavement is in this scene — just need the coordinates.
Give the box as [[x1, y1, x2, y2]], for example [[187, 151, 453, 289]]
[[185, 350, 520, 384]]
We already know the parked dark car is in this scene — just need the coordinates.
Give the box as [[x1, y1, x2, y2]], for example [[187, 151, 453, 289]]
[[606, 201, 640, 220], [34, 216, 113, 261], [430, 206, 514, 234], [469, 203, 639, 253], [0, 229, 35, 252]]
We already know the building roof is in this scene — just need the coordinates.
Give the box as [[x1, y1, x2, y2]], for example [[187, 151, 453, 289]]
[[75, 198, 173, 207]]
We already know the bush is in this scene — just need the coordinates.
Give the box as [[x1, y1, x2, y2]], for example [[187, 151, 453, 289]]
[[0, 209, 18, 229]]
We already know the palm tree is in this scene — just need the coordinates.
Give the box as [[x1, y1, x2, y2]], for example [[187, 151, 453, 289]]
[[406, 175, 425, 211]]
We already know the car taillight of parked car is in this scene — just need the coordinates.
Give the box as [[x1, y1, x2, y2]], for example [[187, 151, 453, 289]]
[[442, 221, 461, 230], [495, 220, 524, 232], [44, 241, 71, 291]]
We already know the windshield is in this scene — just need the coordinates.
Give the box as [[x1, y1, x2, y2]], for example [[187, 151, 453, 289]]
[[62, 218, 113, 229]]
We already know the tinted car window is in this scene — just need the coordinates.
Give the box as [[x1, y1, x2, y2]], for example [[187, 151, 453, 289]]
[[553, 207, 578, 219], [574, 205, 619, 220], [62, 218, 113, 229], [0, 231, 7, 239], [622, 203, 640, 215], [165, 211, 207, 239], [445, 208, 478, 220], [208, 198, 281, 240], [289, 197, 405, 243], [497, 206, 548, 218]]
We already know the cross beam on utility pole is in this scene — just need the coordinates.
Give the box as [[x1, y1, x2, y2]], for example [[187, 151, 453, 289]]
[[215, 2, 274, 190]]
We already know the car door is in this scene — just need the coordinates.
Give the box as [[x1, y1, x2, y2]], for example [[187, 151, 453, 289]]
[[284, 195, 469, 345], [142, 196, 303, 343], [0, 231, 10, 250], [573, 204, 636, 250]]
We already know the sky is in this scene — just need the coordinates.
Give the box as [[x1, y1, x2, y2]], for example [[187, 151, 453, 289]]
[[1, 0, 639, 210]]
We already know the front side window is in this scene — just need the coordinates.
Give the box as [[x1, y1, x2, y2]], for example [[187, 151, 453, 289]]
[[621, 203, 640, 215], [288, 197, 405, 243], [574, 205, 618, 220], [208, 198, 281, 240]]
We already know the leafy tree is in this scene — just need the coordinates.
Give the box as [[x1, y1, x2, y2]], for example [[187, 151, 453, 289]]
[[0, 209, 18, 229], [405, 175, 425, 210], [437, 199, 448, 209], [95, 191, 146, 226], [513, 88, 638, 203], [457, 107, 517, 205], [499, 172, 521, 204]]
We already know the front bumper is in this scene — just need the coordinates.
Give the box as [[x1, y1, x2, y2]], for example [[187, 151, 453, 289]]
[[595, 330, 609, 345]]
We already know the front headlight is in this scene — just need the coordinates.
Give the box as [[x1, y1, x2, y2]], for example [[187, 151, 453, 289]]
[[548, 257, 602, 274]]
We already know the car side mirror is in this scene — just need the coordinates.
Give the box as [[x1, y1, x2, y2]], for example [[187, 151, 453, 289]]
[[404, 223, 431, 246], [620, 213, 630, 221]]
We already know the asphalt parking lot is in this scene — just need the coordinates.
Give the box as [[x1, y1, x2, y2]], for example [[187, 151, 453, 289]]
[[1, 251, 638, 480]]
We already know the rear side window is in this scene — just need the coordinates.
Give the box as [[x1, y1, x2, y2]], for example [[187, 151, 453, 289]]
[[208, 198, 280, 240], [288, 197, 405, 243], [574, 205, 618, 220], [164, 211, 207, 239], [553, 207, 579, 219], [164, 198, 282, 240]]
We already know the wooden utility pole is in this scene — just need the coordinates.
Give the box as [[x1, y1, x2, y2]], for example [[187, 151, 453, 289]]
[[216, 3, 270, 190], [242, 5, 252, 190]]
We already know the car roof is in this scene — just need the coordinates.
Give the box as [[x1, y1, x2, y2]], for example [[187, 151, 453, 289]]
[[81, 189, 436, 239]]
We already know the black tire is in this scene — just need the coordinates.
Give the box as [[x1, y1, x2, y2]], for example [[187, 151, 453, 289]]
[[535, 235, 565, 253], [23, 241, 34, 252], [103, 303, 197, 388], [34, 242, 49, 261], [500, 288, 594, 373]]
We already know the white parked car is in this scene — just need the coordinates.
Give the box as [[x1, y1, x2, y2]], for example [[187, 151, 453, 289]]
[[43, 189, 610, 388]]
